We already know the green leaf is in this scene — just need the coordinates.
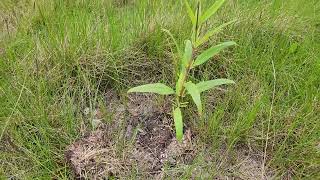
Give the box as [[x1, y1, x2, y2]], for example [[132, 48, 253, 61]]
[[200, 0, 226, 24], [196, 19, 236, 47], [128, 83, 174, 95], [176, 68, 186, 96], [173, 107, 183, 141], [184, 81, 202, 115], [192, 41, 236, 67], [182, 40, 193, 67], [196, 78, 235, 92], [184, 0, 196, 25]]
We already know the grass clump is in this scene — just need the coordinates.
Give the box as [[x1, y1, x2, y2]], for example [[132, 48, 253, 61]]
[[0, 0, 319, 179]]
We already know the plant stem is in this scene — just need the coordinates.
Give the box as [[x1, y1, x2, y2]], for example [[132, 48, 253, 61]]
[[176, 1, 201, 105], [178, 60, 193, 98]]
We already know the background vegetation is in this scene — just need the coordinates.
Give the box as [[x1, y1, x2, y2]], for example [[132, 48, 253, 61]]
[[1, 0, 319, 179]]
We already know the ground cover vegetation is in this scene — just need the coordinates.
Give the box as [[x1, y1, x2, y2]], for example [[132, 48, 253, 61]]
[[0, 0, 319, 179]]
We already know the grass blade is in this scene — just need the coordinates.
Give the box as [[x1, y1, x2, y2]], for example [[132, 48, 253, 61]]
[[200, 0, 226, 24], [196, 78, 235, 92], [184, 81, 202, 115], [184, 0, 196, 25], [173, 107, 183, 141], [128, 83, 174, 95], [192, 41, 236, 67], [162, 28, 182, 57], [196, 19, 236, 47]]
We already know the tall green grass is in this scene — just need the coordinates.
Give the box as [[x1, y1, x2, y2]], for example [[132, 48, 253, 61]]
[[1, 0, 319, 178]]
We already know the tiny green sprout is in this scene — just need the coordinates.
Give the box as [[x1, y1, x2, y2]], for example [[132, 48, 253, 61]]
[[128, 0, 236, 142]]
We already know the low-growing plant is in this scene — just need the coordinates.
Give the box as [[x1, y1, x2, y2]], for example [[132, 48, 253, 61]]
[[128, 0, 236, 141]]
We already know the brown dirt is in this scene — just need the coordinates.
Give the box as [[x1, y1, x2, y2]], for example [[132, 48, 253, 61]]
[[65, 90, 274, 179], [65, 92, 196, 179], [226, 146, 274, 179], [65, 127, 124, 179]]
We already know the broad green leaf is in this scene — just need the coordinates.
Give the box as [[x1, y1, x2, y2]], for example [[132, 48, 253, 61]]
[[196, 78, 235, 92], [128, 83, 174, 95], [173, 107, 183, 141], [200, 0, 226, 24], [196, 19, 236, 47], [184, 81, 202, 115], [184, 0, 196, 25], [162, 29, 182, 57], [181, 40, 193, 67], [176, 68, 187, 96], [192, 41, 236, 67]]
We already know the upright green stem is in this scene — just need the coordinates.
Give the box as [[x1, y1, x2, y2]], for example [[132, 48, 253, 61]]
[[178, 59, 193, 98], [176, 1, 201, 106]]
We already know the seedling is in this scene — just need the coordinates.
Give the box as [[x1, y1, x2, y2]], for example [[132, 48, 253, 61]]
[[128, 0, 236, 141]]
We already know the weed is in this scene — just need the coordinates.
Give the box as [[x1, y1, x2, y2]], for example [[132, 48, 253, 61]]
[[128, 0, 235, 141]]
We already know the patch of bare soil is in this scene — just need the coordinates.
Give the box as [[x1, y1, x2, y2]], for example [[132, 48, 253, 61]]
[[65, 90, 274, 179], [209, 142, 274, 180], [65, 92, 195, 179], [65, 127, 125, 179]]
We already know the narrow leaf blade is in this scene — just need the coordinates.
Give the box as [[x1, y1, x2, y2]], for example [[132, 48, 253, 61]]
[[196, 79, 235, 93], [162, 29, 182, 57], [182, 40, 193, 67], [193, 41, 236, 67], [196, 19, 236, 47], [173, 107, 183, 142], [184, 81, 202, 115], [200, 0, 226, 24], [184, 0, 196, 25], [128, 83, 174, 95]]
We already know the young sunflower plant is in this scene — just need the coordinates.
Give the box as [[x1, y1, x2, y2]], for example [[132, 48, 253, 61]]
[[128, 0, 236, 141]]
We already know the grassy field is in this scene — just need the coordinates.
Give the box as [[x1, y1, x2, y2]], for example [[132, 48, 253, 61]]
[[1, 0, 319, 179]]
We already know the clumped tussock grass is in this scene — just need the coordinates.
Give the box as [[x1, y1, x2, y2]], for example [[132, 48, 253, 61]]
[[1, 0, 319, 179]]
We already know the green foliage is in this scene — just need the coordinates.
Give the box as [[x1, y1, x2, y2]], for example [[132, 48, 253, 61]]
[[173, 107, 183, 141], [127, 83, 175, 95], [128, 0, 235, 141], [196, 79, 235, 93], [176, 67, 187, 96], [200, 0, 226, 24], [193, 41, 236, 67], [1, 0, 319, 178], [162, 28, 182, 57], [182, 40, 193, 67], [196, 19, 236, 47], [184, 0, 196, 25], [184, 81, 202, 116]]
